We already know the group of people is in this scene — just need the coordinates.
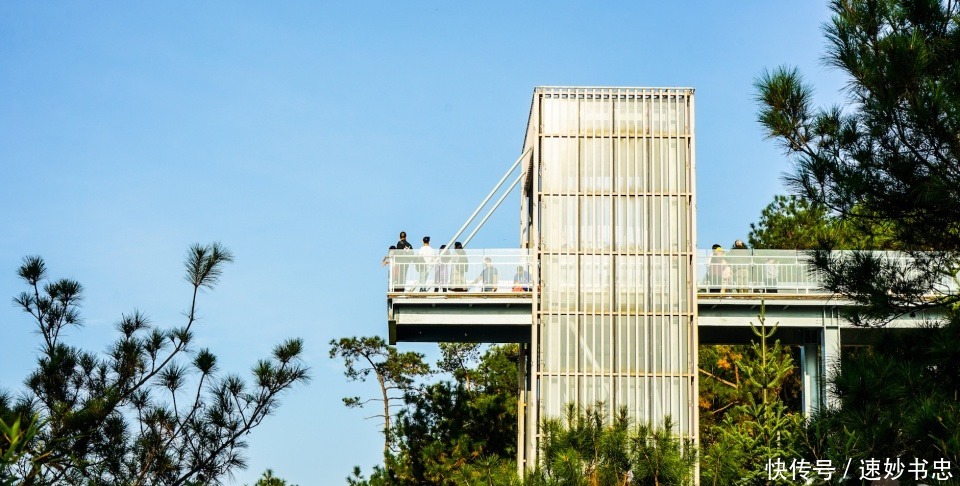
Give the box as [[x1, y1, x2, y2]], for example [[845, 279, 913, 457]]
[[389, 232, 782, 294], [384, 231, 531, 293], [707, 240, 779, 293]]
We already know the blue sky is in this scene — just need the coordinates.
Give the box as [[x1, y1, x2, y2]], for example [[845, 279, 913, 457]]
[[1, 2, 846, 483]]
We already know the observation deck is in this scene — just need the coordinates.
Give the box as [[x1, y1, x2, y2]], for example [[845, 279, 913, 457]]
[[386, 250, 533, 343], [387, 249, 947, 345]]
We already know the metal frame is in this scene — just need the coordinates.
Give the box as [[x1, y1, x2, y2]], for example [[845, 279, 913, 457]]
[[521, 87, 697, 471]]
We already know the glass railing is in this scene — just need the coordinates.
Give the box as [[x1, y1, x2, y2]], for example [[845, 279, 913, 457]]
[[698, 249, 960, 296], [696, 249, 823, 295], [386, 249, 533, 294], [388, 248, 955, 297]]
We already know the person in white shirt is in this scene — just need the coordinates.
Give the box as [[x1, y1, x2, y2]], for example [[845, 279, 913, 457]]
[[417, 236, 438, 291]]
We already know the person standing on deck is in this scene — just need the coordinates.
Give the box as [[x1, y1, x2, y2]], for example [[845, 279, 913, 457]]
[[417, 236, 437, 291], [395, 231, 414, 291]]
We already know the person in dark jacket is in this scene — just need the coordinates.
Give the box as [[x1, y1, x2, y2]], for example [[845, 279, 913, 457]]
[[395, 231, 413, 291]]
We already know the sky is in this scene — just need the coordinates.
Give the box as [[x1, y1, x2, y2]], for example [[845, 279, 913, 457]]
[[0, 2, 848, 483]]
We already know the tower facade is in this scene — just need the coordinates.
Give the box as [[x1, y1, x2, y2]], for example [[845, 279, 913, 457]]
[[519, 87, 697, 466]]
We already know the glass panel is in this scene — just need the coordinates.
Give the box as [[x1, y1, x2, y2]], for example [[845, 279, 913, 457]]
[[647, 196, 686, 252], [650, 138, 683, 193], [580, 196, 612, 252], [675, 98, 687, 136], [387, 249, 532, 294], [543, 376, 577, 420], [666, 138, 681, 192], [580, 138, 613, 192], [580, 98, 613, 136], [616, 315, 646, 373], [666, 97, 680, 136], [677, 139, 688, 192], [676, 376, 692, 435], [646, 315, 688, 373], [615, 138, 647, 193], [648, 316, 663, 374], [616, 255, 646, 313], [651, 98, 665, 135], [648, 96, 685, 137], [614, 196, 645, 252], [542, 255, 578, 312], [649, 256, 688, 312], [541, 138, 578, 193], [615, 376, 645, 418], [581, 314, 613, 373], [580, 376, 614, 415], [542, 315, 577, 373], [679, 316, 691, 373], [541, 97, 578, 136], [614, 97, 646, 136], [649, 376, 664, 425], [541, 196, 578, 252], [667, 315, 679, 373], [580, 255, 612, 312]]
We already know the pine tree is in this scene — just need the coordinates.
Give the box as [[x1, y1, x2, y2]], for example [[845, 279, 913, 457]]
[[702, 305, 802, 485], [1, 244, 309, 485]]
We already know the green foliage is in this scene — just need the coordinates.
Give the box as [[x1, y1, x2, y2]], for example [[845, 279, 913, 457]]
[[748, 195, 899, 250], [390, 344, 520, 484], [749, 195, 834, 250], [755, 0, 960, 473], [2, 244, 310, 485], [344, 344, 722, 486], [700, 306, 802, 486], [756, 0, 960, 323], [445, 456, 520, 486], [329, 336, 431, 466], [629, 417, 698, 486], [528, 403, 695, 486], [0, 413, 43, 485], [797, 315, 960, 475], [758, 0, 960, 251], [436, 342, 481, 391], [697, 345, 745, 444], [250, 468, 297, 486]]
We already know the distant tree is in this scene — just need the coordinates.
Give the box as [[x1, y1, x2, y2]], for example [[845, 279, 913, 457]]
[[250, 468, 297, 486], [749, 195, 835, 250], [0, 244, 309, 485], [756, 0, 960, 324], [345, 466, 381, 486], [328, 336, 431, 467], [748, 194, 899, 250]]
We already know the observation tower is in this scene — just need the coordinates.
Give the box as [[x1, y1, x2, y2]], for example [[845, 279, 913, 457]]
[[385, 86, 937, 471]]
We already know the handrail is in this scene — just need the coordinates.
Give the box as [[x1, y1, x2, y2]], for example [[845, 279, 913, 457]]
[[386, 249, 960, 297], [387, 249, 532, 294]]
